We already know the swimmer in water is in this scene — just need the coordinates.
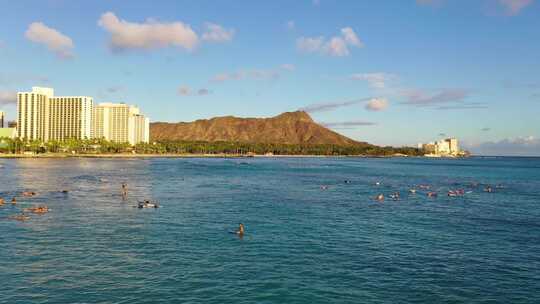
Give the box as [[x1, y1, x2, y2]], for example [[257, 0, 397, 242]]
[[11, 197, 16, 204], [237, 223, 245, 236], [121, 183, 128, 198], [0, 198, 4, 205], [427, 192, 438, 198], [376, 194, 384, 202]]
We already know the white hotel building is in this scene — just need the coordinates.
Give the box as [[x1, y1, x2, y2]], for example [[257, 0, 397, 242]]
[[17, 87, 149, 144], [93, 102, 149, 145]]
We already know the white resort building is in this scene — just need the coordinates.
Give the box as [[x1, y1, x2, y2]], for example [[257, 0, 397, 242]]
[[16, 87, 149, 144], [93, 103, 149, 145], [419, 138, 461, 157]]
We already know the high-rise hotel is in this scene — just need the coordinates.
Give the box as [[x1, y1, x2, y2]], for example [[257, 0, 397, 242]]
[[17, 87, 149, 144], [93, 103, 149, 145]]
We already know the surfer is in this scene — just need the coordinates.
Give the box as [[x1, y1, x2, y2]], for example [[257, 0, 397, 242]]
[[236, 223, 245, 236]]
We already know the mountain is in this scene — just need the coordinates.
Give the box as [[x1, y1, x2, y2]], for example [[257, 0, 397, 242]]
[[150, 111, 364, 145]]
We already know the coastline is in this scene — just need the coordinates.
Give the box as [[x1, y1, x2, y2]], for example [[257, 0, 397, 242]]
[[0, 153, 356, 159], [0, 153, 467, 159]]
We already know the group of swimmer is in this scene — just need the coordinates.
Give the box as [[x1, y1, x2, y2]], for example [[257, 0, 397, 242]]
[[1, 191, 52, 221], [319, 179, 502, 202], [373, 181, 501, 202]]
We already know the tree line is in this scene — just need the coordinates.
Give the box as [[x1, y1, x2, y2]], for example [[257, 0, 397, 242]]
[[0, 137, 424, 156]]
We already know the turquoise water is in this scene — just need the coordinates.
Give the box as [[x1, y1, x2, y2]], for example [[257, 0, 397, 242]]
[[1, 157, 539, 303]]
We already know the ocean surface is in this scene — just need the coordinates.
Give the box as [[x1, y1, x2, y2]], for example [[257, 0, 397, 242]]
[[1, 157, 539, 304]]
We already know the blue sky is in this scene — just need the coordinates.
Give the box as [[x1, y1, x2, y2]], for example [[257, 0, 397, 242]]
[[0, 0, 539, 155]]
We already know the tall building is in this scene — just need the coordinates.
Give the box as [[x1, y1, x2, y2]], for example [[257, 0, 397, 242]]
[[17, 87, 53, 140], [420, 138, 460, 156], [48, 96, 93, 141], [93, 103, 149, 145], [17, 87, 93, 141], [0, 111, 5, 128]]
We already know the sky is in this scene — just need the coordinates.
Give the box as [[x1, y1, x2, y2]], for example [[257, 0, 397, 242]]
[[0, 0, 539, 156]]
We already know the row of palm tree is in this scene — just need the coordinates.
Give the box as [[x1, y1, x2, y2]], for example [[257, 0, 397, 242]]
[[0, 137, 423, 156]]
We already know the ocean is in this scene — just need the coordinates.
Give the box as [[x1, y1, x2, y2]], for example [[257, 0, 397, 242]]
[[1, 157, 539, 303]]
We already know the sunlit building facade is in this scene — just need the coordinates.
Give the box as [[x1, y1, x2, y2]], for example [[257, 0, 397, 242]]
[[17, 87, 93, 141], [93, 103, 149, 145], [17, 87, 53, 140]]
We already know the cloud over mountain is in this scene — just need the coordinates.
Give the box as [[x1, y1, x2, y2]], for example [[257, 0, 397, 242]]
[[300, 97, 372, 113], [365, 98, 389, 111]]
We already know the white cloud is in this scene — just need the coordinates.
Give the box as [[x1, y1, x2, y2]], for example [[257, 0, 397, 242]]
[[300, 97, 372, 113], [280, 64, 296, 71], [197, 88, 210, 96], [297, 36, 324, 53], [466, 136, 540, 156], [212, 72, 244, 82], [321, 120, 377, 129], [0, 90, 17, 105], [498, 0, 534, 15], [350, 73, 396, 89], [416, 0, 444, 6], [98, 11, 199, 51], [25, 22, 74, 59], [202, 23, 235, 43], [400, 88, 471, 106], [178, 86, 191, 96], [211, 65, 293, 83], [324, 37, 349, 57], [365, 98, 389, 111], [341, 27, 363, 47], [296, 27, 363, 57], [287, 20, 296, 30], [178, 85, 211, 96]]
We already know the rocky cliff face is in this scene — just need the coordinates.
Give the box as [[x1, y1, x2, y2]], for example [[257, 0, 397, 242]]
[[150, 111, 361, 145]]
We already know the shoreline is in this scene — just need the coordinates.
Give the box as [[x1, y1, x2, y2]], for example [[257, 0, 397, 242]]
[[0, 153, 361, 159], [0, 153, 466, 159]]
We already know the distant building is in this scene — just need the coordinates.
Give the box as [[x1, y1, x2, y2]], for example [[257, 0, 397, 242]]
[[7, 121, 17, 128], [17, 87, 93, 141], [420, 138, 461, 157], [16, 86, 150, 145], [0, 110, 4, 128], [93, 103, 149, 145]]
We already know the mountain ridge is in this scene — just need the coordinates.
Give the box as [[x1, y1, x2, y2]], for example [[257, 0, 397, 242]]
[[150, 111, 364, 146]]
